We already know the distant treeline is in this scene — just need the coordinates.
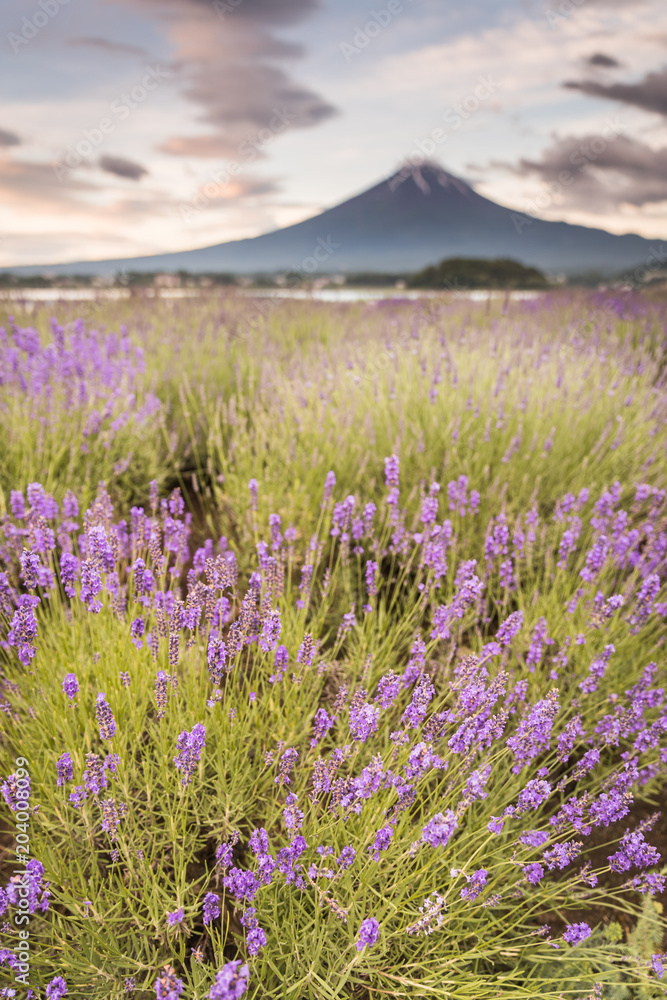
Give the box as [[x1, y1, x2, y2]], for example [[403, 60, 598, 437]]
[[407, 257, 550, 290], [0, 257, 662, 290]]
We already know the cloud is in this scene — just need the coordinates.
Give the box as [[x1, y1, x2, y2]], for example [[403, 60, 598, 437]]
[[506, 132, 667, 209], [68, 37, 148, 57], [564, 66, 667, 116], [135, 0, 320, 26], [99, 155, 148, 180], [586, 53, 621, 67], [121, 0, 336, 157], [0, 158, 98, 211], [0, 128, 20, 147]]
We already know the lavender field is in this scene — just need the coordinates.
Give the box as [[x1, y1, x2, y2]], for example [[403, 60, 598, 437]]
[[0, 290, 666, 999]]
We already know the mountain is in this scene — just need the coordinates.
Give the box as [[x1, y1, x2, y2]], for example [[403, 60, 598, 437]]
[[4, 163, 662, 278]]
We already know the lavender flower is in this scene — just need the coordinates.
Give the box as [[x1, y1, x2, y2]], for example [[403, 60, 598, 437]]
[[579, 643, 615, 694], [240, 907, 267, 956], [460, 869, 488, 901], [45, 979, 67, 1000], [215, 836, 236, 871], [562, 922, 592, 947], [367, 824, 394, 862], [384, 454, 400, 488], [56, 752, 73, 787], [62, 673, 79, 700], [10, 491, 25, 519], [155, 670, 169, 719], [374, 670, 401, 710], [336, 846, 356, 869], [402, 675, 435, 729], [80, 560, 103, 613], [422, 811, 457, 848], [506, 690, 559, 773], [487, 816, 504, 835], [130, 617, 145, 649], [154, 965, 183, 1000], [69, 785, 87, 808], [270, 644, 289, 684], [259, 609, 282, 652], [207, 961, 249, 1000], [202, 892, 221, 925], [223, 868, 260, 902], [283, 792, 304, 831], [356, 917, 380, 951], [8, 595, 40, 665], [6, 860, 50, 914], [496, 610, 523, 646], [275, 747, 298, 786], [95, 692, 117, 741], [365, 560, 378, 600], [311, 708, 335, 747], [20, 550, 41, 590], [276, 835, 307, 888], [543, 840, 582, 870], [321, 471, 336, 508], [556, 716, 584, 761], [580, 536, 609, 583], [173, 723, 206, 786], [526, 617, 551, 671], [523, 862, 545, 884], [515, 779, 551, 814], [1, 773, 30, 811], [100, 798, 124, 839], [166, 907, 184, 928], [406, 892, 446, 936], [296, 633, 315, 668], [608, 829, 660, 872], [651, 954, 664, 979], [349, 702, 379, 743], [628, 573, 660, 632], [464, 766, 491, 803], [519, 830, 549, 848]]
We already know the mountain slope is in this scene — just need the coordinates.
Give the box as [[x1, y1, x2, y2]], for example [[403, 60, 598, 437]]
[[5, 163, 661, 277]]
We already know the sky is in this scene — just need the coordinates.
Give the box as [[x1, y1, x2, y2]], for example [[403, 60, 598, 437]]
[[1, 0, 667, 266]]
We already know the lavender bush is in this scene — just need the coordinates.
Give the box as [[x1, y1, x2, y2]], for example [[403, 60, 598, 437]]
[[0, 290, 665, 998], [0, 316, 165, 508]]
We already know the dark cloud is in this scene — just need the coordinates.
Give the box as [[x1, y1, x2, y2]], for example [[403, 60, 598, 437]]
[[120, 0, 336, 158], [159, 65, 336, 158], [68, 37, 148, 57], [505, 132, 667, 210], [0, 159, 98, 210], [99, 155, 148, 180], [135, 0, 320, 26], [586, 53, 620, 68], [564, 66, 667, 116], [0, 128, 20, 147]]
